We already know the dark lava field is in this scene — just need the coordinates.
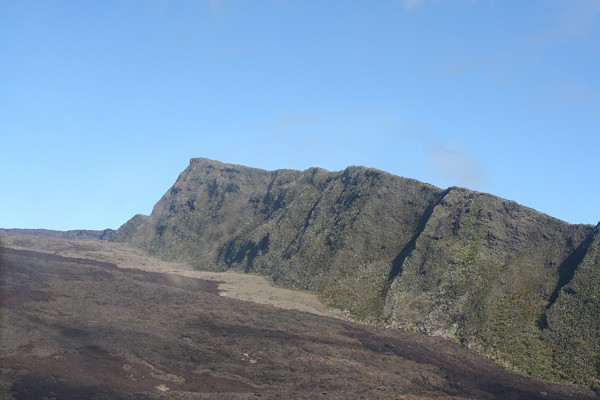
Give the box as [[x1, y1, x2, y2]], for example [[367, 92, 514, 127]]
[[0, 238, 596, 399]]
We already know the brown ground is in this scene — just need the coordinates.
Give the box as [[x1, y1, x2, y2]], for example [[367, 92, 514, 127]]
[[0, 235, 596, 399], [0, 235, 333, 317]]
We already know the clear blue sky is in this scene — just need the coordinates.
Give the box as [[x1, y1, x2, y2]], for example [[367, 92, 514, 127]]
[[1, 0, 599, 230]]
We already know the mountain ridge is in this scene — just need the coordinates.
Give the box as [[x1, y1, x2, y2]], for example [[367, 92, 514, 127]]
[[0, 228, 116, 240], [114, 157, 599, 391]]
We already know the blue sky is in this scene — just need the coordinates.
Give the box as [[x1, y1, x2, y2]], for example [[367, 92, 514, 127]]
[[1, 0, 599, 230]]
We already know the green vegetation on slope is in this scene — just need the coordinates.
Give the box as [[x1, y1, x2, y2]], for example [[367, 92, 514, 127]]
[[114, 158, 600, 390]]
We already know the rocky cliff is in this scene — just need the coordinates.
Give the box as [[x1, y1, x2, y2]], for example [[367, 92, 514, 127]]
[[114, 158, 599, 390]]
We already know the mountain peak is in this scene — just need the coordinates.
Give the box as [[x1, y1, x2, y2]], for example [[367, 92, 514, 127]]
[[114, 158, 600, 389]]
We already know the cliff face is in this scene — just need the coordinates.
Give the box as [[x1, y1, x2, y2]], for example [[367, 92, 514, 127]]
[[114, 158, 442, 319], [382, 188, 598, 383], [114, 158, 599, 389]]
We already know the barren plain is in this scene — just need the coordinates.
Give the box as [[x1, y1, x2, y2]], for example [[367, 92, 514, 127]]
[[0, 233, 595, 399]]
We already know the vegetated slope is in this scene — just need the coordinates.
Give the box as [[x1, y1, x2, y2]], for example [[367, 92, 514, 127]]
[[1, 244, 595, 400], [115, 158, 442, 320], [114, 158, 600, 390]]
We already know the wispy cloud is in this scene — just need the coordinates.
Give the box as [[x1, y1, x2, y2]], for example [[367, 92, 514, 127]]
[[399, 0, 481, 12], [265, 113, 488, 188], [541, 79, 595, 104], [414, 131, 487, 188], [206, 0, 227, 19], [428, 142, 485, 187], [527, 0, 600, 46], [400, 0, 426, 11]]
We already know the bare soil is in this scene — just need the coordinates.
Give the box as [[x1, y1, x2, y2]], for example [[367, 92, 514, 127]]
[[0, 235, 595, 399], [0, 235, 332, 317]]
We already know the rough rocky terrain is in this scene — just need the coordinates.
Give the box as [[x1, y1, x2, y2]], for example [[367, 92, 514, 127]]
[[113, 158, 600, 390], [0, 234, 331, 317], [1, 234, 595, 399]]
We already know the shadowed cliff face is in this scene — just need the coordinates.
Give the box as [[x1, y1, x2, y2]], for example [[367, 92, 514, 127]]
[[114, 158, 599, 390]]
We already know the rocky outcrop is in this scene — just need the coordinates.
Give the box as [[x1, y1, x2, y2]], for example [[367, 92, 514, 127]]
[[114, 158, 599, 389]]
